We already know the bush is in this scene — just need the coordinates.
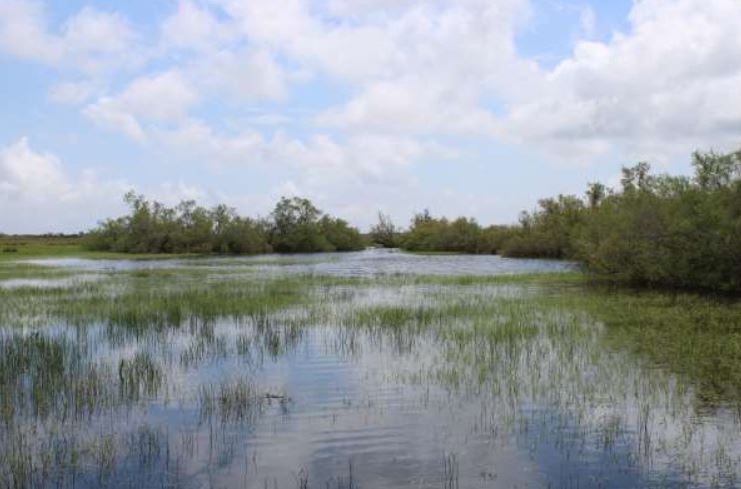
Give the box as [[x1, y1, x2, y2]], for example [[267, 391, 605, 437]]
[[576, 153, 741, 291], [87, 193, 364, 255], [399, 147, 741, 292]]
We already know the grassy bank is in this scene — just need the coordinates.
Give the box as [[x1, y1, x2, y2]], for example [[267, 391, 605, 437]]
[[0, 235, 203, 262]]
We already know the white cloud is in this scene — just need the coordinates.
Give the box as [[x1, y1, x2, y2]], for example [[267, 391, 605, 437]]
[[154, 119, 269, 165], [49, 80, 99, 105], [0, 0, 136, 73], [0, 0, 55, 63], [0, 138, 130, 233], [160, 0, 224, 49], [195, 48, 289, 103], [155, 181, 209, 205], [317, 77, 502, 136], [84, 98, 147, 142], [84, 71, 199, 141], [5, 0, 741, 230], [0, 138, 220, 233], [61, 7, 133, 60], [502, 0, 741, 162], [112, 71, 199, 122], [0, 137, 70, 202], [149, 119, 454, 227], [216, 0, 535, 136], [155, 118, 449, 178]]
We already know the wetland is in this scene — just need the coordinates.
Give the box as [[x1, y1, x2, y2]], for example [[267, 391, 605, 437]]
[[1, 249, 740, 488]]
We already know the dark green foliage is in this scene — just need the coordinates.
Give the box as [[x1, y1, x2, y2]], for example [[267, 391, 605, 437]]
[[500, 195, 585, 259], [402, 211, 476, 253], [320, 215, 366, 251], [270, 197, 329, 252], [577, 152, 741, 291], [269, 197, 364, 252], [87, 193, 364, 255], [401, 148, 741, 293], [401, 210, 514, 254], [506, 149, 741, 291]]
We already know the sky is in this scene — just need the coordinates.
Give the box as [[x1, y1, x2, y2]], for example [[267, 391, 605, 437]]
[[1, 0, 740, 233]]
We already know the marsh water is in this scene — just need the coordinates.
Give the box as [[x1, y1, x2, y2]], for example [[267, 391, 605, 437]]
[[1, 250, 740, 488], [21, 248, 575, 277]]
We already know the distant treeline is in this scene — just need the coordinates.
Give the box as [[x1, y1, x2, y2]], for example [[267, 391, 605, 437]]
[[87, 148, 741, 291], [375, 148, 741, 292], [87, 193, 364, 254]]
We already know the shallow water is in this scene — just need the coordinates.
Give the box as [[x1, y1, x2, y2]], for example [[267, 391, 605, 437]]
[[0, 274, 103, 289], [1, 252, 739, 489], [20, 248, 576, 277]]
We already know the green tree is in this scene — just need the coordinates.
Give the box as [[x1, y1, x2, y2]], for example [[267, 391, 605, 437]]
[[270, 197, 331, 252]]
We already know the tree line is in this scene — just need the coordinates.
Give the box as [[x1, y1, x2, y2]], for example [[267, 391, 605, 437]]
[[373, 148, 741, 292], [88, 147, 741, 292], [87, 193, 365, 254]]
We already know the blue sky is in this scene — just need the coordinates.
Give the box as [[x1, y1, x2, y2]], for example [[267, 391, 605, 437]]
[[1, 0, 740, 233]]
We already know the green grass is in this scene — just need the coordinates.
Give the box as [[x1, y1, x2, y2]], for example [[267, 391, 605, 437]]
[[576, 289, 741, 405], [0, 235, 204, 262], [1, 267, 738, 406], [0, 235, 87, 261]]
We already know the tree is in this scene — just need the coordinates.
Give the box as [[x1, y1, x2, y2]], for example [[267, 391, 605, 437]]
[[370, 212, 398, 248], [692, 150, 740, 190], [86, 194, 362, 255], [320, 216, 365, 251], [270, 197, 330, 252], [621, 162, 651, 192], [585, 182, 607, 209]]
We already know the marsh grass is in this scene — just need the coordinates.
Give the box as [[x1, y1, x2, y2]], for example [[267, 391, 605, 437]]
[[119, 352, 163, 401], [1, 264, 741, 488], [0, 333, 114, 422], [0, 262, 78, 281], [198, 378, 264, 423]]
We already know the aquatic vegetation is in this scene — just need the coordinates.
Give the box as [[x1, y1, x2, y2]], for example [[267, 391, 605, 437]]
[[0, 255, 740, 488], [118, 352, 163, 401], [198, 378, 264, 423]]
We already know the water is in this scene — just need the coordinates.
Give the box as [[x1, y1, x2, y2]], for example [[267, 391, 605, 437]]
[[20, 248, 576, 277], [0, 251, 739, 489], [0, 274, 103, 289]]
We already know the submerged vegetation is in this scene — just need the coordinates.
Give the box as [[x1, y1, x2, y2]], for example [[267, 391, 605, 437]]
[[86, 192, 364, 255], [397, 148, 741, 292]]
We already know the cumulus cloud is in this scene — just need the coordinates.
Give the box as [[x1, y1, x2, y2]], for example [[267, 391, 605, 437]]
[[0, 137, 70, 202], [160, 0, 225, 50], [317, 77, 502, 136], [155, 118, 448, 179], [4, 0, 741, 230], [84, 71, 199, 141], [195, 48, 289, 103], [0, 0, 136, 73], [0, 138, 129, 232], [502, 0, 741, 162], [215, 0, 535, 136], [0, 138, 219, 233]]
